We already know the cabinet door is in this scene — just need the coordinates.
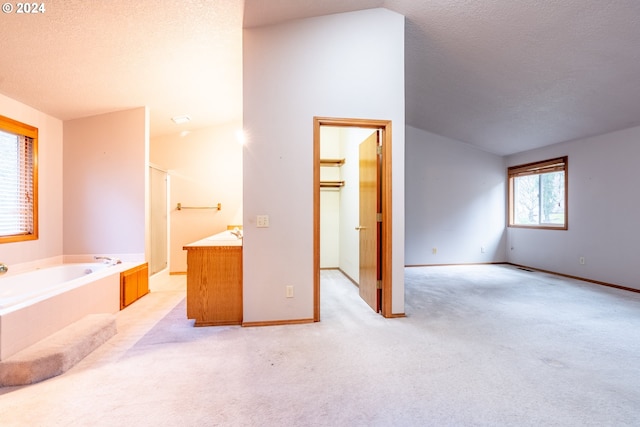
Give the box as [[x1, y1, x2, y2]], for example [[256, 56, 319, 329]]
[[122, 271, 138, 308], [186, 246, 242, 326], [137, 265, 149, 298], [120, 263, 149, 309]]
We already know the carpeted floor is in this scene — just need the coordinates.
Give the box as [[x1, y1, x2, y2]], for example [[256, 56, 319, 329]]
[[124, 297, 189, 349], [1, 265, 639, 426]]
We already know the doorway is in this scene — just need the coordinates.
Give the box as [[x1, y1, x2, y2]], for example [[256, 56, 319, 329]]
[[313, 117, 393, 321]]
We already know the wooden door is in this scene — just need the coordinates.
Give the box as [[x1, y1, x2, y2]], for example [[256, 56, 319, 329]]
[[358, 131, 381, 312]]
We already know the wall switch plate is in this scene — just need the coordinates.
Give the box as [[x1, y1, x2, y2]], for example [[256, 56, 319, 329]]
[[256, 215, 270, 228], [286, 285, 294, 298]]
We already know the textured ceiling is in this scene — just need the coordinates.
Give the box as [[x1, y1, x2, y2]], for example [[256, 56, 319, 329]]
[[0, 0, 243, 138], [399, 0, 640, 155], [246, 0, 640, 155], [1, 1, 639, 154]]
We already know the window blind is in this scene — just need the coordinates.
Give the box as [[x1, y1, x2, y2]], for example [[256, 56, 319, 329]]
[[0, 130, 35, 237], [508, 157, 567, 178]]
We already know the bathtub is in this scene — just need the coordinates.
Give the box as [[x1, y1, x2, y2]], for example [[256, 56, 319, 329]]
[[0, 262, 134, 361]]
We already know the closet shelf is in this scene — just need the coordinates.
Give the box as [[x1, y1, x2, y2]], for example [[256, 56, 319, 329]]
[[320, 180, 345, 188], [320, 158, 345, 189], [320, 158, 345, 167]]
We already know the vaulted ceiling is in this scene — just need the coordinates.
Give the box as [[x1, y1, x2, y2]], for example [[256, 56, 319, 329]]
[[1, 0, 639, 155]]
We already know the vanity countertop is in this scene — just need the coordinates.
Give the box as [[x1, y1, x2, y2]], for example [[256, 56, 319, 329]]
[[183, 230, 243, 249]]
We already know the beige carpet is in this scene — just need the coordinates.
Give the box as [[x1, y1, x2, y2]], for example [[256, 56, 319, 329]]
[[1, 265, 639, 426], [0, 314, 116, 386]]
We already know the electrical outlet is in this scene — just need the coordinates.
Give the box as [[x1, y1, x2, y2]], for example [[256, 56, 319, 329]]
[[481, 246, 485, 253], [256, 215, 270, 228], [286, 285, 294, 298], [579, 257, 585, 265], [432, 248, 437, 255]]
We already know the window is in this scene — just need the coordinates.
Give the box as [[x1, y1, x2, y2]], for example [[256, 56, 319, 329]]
[[508, 156, 567, 230], [0, 115, 38, 243]]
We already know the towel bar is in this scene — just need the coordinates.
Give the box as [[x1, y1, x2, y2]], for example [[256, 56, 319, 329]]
[[176, 202, 221, 211]]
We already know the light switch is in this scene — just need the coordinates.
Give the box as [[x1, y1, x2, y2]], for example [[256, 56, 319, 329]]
[[256, 215, 270, 228]]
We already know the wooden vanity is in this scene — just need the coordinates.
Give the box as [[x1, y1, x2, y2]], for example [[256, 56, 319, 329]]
[[183, 231, 242, 326]]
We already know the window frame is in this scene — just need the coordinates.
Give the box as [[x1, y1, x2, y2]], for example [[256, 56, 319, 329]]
[[507, 156, 568, 230], [0, 115, 39, 243]]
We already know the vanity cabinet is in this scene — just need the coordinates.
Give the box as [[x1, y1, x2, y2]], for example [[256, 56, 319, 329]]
[[120, 263, 149, 309], [183, 241, 242, 326]]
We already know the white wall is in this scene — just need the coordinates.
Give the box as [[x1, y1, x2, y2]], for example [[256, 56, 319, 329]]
[[243, 8, 405, 321], [506, 125, 640, 290], [319, 127, 340, 268], [150, 121, 243, 272], [405, 126, 507, 265], [63, 108, 148, 261], [338, 127, 375, 283], [0, 94, 63, 268], [319, 126, 374, 281]]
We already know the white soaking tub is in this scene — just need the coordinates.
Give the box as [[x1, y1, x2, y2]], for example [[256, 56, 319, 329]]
[[0, 262, 134, 361]]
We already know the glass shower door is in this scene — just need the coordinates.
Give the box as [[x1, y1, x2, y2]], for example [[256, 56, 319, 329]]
[[149, 166, 168, 275]]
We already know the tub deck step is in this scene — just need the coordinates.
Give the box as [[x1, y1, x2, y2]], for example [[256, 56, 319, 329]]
[[0, 314, 117, 387]]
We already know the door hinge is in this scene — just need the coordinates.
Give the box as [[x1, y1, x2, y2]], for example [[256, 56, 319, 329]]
[[376, 213, 382, 222], [376, 145, 382, 155], [376, 280, 382, 289]]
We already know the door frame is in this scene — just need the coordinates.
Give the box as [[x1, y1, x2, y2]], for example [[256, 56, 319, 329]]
[[313, 116, 393, 321]]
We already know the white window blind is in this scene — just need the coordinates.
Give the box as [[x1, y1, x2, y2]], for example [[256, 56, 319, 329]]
[[0, 129, 36, 238]]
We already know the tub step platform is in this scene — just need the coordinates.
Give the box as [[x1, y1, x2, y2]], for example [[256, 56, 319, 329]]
[[0, 314, 117, 387]]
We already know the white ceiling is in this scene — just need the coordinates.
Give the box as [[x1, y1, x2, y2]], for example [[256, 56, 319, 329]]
[[2, 0, 639, 155], [0, 0, 243, 138]]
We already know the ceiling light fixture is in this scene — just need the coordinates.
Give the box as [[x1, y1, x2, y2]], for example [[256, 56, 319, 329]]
[[171, 115, 191, 124]]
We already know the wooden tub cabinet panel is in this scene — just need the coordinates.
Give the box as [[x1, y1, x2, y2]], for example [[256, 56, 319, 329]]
[[120, 263, 149, 310]]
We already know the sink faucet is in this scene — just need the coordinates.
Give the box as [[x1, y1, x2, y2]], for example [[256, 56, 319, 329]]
[[0, 263, 7, 274], [94, 256, 122, 265]]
